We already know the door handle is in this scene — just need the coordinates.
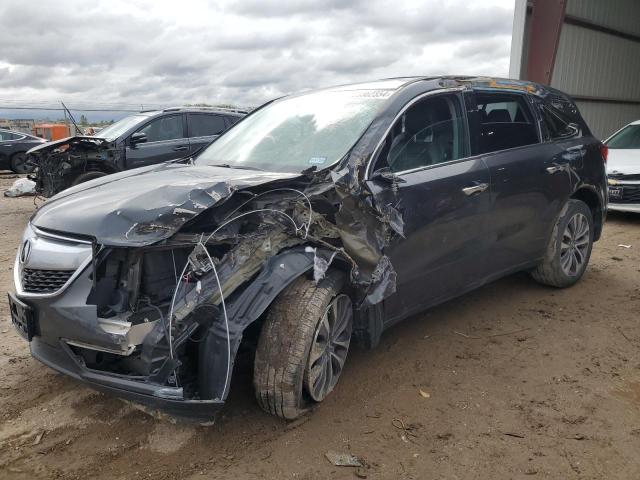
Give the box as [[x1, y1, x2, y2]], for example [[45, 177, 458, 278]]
[[173, 145, 188, 151], [545, 163, 567, 174], [462, 182, 488, 196]]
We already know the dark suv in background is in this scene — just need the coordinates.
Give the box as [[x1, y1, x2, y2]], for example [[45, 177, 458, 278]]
[[28, 107, 246, 196]]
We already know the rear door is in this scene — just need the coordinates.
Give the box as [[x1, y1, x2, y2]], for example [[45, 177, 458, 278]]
[[367, 92, 492, 325], [187, 113, 227, 155], [471, 90, 571, 274], [125, 114, 189, 169]]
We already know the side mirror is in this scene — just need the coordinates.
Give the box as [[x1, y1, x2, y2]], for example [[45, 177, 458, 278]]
[[130, 132, 147, 146], [371, 168, 406, 184]]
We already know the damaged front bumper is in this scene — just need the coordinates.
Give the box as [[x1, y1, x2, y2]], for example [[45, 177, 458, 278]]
[[29, 337, 224, 421], [11, 231, 222, 420]]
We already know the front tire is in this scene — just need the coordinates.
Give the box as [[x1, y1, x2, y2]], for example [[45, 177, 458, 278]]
[[10, 152, 34, 174], [531, 199, 594, 288], [253, 272, 352, 419], [71, 171, 107, 186]]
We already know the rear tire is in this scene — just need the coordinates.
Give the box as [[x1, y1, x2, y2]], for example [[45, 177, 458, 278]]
[[531, 199, 594, 288], [253, 271, 352, 420], [71, 171, 107, 186]]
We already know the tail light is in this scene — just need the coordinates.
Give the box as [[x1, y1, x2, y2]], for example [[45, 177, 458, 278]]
[[599, 143, 608, 163]]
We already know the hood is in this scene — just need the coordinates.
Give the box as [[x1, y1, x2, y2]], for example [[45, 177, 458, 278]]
[[31, 163, 296, 246], [607, 149, 640, 176], [27, 135, 107, 155]]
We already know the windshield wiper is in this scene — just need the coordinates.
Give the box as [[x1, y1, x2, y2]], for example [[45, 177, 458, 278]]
[[208, 163, 265, 171]]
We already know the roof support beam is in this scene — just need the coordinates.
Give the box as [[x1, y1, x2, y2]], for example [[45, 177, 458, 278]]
[[525, 0, 566, 85]]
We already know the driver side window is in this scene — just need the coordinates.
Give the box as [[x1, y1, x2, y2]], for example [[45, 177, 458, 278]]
[[136, 115, 184, 143], [377, 94, 467, 173]]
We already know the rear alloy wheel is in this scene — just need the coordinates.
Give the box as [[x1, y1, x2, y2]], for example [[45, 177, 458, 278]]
[[10, 152, 34, 174], [531, 199, 594, 288], [559, 212, 590, 277], [254, 272, 352, 419]]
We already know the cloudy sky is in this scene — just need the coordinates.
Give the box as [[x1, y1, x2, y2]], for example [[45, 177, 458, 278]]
[[0, 0, 514, 111]]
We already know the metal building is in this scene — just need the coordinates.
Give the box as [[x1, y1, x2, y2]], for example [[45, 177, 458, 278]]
[[509, 0, 640, 139]]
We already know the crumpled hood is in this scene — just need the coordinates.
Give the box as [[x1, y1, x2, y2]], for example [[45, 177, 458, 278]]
[[31, 163, 296, 246], [607, 149, 640, 176], [27, 135, 107, 155]]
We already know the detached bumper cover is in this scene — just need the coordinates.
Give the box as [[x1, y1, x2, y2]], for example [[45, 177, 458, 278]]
[[30, 337, 223, 421]]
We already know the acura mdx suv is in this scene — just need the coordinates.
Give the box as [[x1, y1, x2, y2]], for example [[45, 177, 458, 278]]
[[9, 77, 607, 421], [27, 107, 246, 197]]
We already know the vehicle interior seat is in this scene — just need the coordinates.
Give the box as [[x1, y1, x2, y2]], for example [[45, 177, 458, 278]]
[[387, 100, 451, 172], [486, 109, 512, 123]]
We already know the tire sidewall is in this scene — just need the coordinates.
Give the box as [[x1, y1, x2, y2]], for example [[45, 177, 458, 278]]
[[551, 200, 594, 285], [72, 171, 107, 186]]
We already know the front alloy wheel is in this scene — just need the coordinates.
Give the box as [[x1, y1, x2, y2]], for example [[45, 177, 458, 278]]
[[305, 294, 353, 402]]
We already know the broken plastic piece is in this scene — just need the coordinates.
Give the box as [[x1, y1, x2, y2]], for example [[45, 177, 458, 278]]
[[325, 451, 363, 467]]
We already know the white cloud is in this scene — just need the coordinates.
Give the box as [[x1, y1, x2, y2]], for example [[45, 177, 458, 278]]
[[0, 0, 514, 109]]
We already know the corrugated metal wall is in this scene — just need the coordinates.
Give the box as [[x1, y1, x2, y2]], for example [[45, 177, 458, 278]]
[[565, 0, 640, 37], [549, 0, 640, 139]]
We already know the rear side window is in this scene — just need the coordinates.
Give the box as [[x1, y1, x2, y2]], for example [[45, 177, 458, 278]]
[[376, 94, 467, 173], [539, 104, 579, 140], [0, 131, 23, 141], [476, 93, 539, 153], [188, 114, 226, 137], [137, 115, 184, 142]]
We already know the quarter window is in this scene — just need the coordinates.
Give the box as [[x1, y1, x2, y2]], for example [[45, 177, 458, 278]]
[[476, 93, 539, 153], [377, 94, 467, 173], [539, 105, 578, 140], [188, 114, 226, 137], [136, 115, 184, 143]]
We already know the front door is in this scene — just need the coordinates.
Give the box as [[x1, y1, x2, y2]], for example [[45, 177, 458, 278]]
[[125, 114, 189, 169], [367, 92, 492, 325]]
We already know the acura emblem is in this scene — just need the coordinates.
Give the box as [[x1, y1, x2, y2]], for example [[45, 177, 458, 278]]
[[19, 239, 32, 265]]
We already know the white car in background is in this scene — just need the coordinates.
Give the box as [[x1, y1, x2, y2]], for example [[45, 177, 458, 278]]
[[605, 120, 640, 213]]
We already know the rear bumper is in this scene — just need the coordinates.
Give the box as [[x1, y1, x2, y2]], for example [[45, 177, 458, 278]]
[[29, 336, 224, 421], [608, 203, 640, 213]]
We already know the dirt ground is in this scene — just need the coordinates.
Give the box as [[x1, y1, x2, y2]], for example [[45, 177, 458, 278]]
[[1, 171, 639, 480]]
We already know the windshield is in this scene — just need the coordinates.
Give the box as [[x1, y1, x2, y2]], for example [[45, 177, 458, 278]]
[[95, 114, 151, 140], [606, 125, 640, 149], [195, 89, 390, 173]]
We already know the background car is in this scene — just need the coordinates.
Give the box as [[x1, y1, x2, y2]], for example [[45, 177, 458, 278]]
[[0, 128, 46, 173], [605, 119, 640, 213], [28, 107, 246, 196]]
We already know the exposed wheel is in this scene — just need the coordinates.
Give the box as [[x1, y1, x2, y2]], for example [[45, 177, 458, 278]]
[[531, 199, 594, 288], [253, 271, 352, 419], [10, 152, 34, 174], [71, 171, 107, 186]]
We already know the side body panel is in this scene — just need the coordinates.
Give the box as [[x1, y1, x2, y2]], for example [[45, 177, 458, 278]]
[[373, 158, 491, 325]]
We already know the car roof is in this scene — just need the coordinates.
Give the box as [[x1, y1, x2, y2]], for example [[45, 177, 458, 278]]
[[140, 107, 247, 117], [292, 76, 558, 100]]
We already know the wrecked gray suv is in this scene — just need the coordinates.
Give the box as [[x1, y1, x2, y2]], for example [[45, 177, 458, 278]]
[[8, 77, 606, 421], [28, 107, 245, 197]]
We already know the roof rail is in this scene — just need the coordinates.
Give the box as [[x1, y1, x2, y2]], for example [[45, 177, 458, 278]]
[[160, 106, 249, 115]]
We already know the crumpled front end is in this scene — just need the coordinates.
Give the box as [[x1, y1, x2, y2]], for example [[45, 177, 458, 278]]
[[14, 157, 404, 420], [28, 136, 120, 197]]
